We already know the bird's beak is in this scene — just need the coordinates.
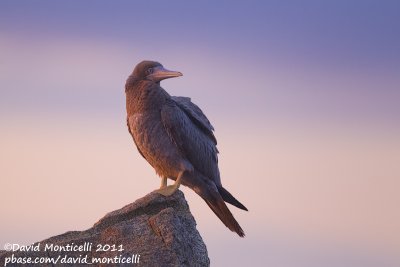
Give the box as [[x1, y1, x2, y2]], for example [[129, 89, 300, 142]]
[[150, 66, 183, 82]]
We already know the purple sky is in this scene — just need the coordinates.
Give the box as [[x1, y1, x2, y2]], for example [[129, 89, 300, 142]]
[[1, 0, 399, 125]]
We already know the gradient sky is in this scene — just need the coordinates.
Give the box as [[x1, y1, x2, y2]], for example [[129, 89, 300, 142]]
[[1, 1, 399, 266]]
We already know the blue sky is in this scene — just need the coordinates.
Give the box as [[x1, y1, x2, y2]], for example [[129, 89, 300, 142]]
[[1, 1, 399, 63]]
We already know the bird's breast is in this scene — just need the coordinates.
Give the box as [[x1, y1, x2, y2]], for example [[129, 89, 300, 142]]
[[128, 112, 163, 148], [128, 112, 184, 178]]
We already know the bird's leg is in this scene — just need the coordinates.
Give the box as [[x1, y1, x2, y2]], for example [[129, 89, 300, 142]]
[[157, 172, 183, 197], [160, 177, 168, 189]]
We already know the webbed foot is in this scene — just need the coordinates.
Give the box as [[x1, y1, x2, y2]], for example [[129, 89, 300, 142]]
[[157, 184, 180, 196], [157, 172, 182, 196]]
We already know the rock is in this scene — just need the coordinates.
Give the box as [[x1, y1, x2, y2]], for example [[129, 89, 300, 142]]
[[0, 190, 210, 266]]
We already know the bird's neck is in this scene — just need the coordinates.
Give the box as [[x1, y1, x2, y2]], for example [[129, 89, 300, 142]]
[[125, 75, 160, 92], [126, 80, 170, 116]]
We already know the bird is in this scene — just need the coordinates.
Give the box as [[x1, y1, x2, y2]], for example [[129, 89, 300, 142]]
[[125, 60, 247, 237]]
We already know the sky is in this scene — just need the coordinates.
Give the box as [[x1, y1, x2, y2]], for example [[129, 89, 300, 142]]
[[1, 1, 399, 266]]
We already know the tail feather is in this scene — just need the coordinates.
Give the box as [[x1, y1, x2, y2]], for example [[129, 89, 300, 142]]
[[182, 171, 245, 237], [218, 186, 248, 211], [203, 194, 245, 237]]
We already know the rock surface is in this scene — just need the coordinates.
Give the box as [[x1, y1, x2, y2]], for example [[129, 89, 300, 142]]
[[0, 190, 210, 266]]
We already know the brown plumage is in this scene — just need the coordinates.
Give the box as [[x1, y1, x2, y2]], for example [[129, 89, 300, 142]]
[[125, 60, 247, 237]]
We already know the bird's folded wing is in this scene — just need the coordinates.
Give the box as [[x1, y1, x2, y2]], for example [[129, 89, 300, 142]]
[[161, 100, 219, 180], [171, 96, 217, 145]]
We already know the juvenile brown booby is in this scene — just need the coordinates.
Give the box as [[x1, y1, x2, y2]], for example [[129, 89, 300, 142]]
[[125, 61, 247, 237]]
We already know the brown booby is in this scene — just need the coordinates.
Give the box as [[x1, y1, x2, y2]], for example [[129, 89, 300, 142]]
[[125, 61, 247, 237]]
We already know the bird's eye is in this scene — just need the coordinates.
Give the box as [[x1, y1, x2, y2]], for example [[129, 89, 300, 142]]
[[147, 68, 153, 74]]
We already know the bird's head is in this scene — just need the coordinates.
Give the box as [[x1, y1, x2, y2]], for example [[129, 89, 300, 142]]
[[131, 61, 182, 84]]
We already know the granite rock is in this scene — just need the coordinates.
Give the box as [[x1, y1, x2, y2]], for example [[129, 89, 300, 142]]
[[0, 190, 210, 266]]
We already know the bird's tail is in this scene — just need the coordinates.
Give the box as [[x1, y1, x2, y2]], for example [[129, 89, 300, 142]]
[[202, 190, 245, 237], [183, 171, 245, 237], [217, 186, 248, 211]]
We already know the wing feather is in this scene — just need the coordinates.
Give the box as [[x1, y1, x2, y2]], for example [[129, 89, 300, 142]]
[[171, 96, 217, 145], [161, 99, 220, 184]]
